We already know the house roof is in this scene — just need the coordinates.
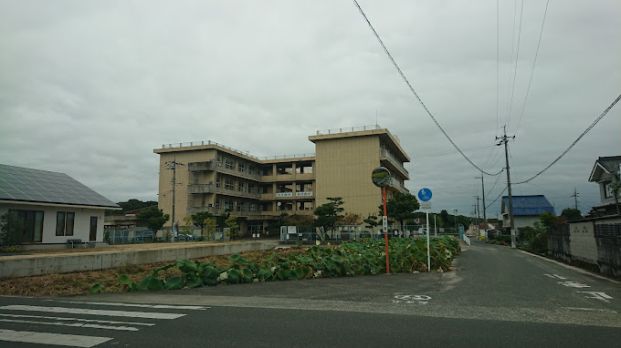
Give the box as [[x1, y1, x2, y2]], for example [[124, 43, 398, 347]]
[[0, 164, 119, 209], [589, 156, 621, 182], [501, 195, 555, 216]]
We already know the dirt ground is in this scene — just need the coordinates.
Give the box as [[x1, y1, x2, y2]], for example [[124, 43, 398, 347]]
[[0, 247, 301, 297]]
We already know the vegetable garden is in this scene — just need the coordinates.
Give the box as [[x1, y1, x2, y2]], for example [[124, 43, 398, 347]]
[[101, 236, 460, 293]]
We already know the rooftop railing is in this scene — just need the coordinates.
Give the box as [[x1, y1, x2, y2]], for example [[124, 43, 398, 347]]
[[315, 124, 382, 136], [159, 140, 314, 162]]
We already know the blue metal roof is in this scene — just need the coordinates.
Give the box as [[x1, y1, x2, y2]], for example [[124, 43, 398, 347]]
[[501, 195, 555, 216]]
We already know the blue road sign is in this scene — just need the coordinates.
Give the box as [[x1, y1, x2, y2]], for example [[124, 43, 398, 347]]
[[417, 188, 432, 202]]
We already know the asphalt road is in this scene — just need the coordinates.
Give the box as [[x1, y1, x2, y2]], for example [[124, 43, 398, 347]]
[[1, 241, 620, 347]]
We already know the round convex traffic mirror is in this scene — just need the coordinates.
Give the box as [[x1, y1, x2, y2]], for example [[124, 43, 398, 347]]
[[371, 167, 391, 187]]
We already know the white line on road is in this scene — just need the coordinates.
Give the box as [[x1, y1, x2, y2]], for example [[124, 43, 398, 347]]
[[577, 291, 614, 303], [562, 307, 617, 314], [55, 301, 209, 311], [519, 250, 620, 284], [544, 274, 566, 280], [0, 313, 155, 326], [0, 329, 111, 347], [0, 305, 185, 319], [0, 318, 140, 331], [557, 281, 590, 288]]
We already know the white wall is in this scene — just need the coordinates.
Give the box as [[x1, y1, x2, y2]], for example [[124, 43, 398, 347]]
[[568, 221, 597, 264], [0, 203, 106, 244]]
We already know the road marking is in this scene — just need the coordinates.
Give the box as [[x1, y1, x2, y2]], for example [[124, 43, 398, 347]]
[[562, 307, 617, 314], [0, 305, 185, 319], [0, 318, 140, 331], [56, 301, 209, 311], [393, 294, 431, 305], [0, 313, 154, 326], [557, 281, 590, 288], [544, 273, 566, 280], [0, 329, 111, 347], [577, 291, 614, 303]]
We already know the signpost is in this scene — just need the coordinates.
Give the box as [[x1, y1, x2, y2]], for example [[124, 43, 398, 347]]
[[372, 167, 392, 274], [417, 188, 433, 272]]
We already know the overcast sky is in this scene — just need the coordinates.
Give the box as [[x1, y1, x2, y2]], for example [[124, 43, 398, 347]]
[[1, 0, 619, 218]]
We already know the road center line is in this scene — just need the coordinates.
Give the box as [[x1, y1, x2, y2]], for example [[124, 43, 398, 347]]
[[0, 329, 111, 347], [0, 305, 185, 320]]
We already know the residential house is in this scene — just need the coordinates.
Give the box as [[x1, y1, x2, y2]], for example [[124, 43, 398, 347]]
[[501, 195, 555, 232], [587, 156, 621, 217], [0, 164, 120, 247]]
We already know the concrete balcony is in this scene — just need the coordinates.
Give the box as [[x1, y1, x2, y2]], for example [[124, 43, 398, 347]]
[[188, 161, 261, 182], [380, 149, 410, 180], [260, 172, 315, 183], [188, 184, 260, 200], [260, 191, 314, 200], [187, 206, 264, 217]]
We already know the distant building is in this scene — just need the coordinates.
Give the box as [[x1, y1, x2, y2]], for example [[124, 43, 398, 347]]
[[0, 164, 119, 246], [501, 195, 555, 231], [587, 156, 621, 217], [153, 125, 410, 235]]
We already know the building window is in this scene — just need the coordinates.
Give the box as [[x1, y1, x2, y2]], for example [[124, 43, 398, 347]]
[[239, 163, 246, 173], [224, 178, 234, 190], [7, 209, 44, 243], [224, 158, 234, 170], [56, 212, 75, 236], [238, 181, 246, 192]]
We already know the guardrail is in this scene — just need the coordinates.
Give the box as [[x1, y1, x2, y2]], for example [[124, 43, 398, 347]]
[[315, 124, 382, 135]]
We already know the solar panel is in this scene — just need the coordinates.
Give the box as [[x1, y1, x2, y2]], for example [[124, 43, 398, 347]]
[[0, 164, 119, 208]]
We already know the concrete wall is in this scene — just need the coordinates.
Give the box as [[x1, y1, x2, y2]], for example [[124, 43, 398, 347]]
[[0, 203, 105, 244], [568, 221, 597, 264], [314, 135, 381, 218], [0, 240, 278, 279]]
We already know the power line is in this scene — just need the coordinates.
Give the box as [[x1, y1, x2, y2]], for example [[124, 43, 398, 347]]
[[486, 186, 507, 210], [514, 93, 621, 184], [515, 0, 551, 136], [352, 0, 503, 177], [506, 0, 525, 129], [486, 168, 504, 201]]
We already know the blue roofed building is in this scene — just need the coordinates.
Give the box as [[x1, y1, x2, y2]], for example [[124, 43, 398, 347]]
[[501, 195, 555, 232]]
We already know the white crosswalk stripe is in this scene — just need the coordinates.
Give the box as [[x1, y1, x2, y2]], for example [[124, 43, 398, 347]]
[[0, 301, 206, 347], [0, 329, 112, 347]]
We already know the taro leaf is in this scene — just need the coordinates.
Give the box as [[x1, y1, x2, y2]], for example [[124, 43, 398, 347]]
[[153, 263, 176, 274], [256, 267, 273, 281], [165, 276, 185, 290], [227, 268, 241, 284], [177, 259, 199, 273], [89, 283, 104, 294], [137, 275, 165, 291], [118, 274, 137, 292], [186, 277, 203, 289]]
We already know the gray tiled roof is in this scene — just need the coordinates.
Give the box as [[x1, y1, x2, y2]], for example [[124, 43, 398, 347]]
[[0, 164, 119, 208], [597, 156, 621, 174]]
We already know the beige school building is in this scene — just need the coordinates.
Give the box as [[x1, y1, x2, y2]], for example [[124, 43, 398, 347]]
[[154, 126, 411, 235]]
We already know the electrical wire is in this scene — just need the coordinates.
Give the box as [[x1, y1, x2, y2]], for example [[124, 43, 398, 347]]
[[514, 0, 551, 136], [506, 0, 525, 129], [352, 0, 503, 177], [485, 168, 504, 201], [486, 186, 507, 209], [514, 93, 621, 184]]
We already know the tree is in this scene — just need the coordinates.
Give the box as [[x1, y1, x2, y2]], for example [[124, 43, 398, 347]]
[[363, 215, 379, 230], [610, 173, 621, 215], [191, 211, 213, 238], [340, 213, 361, 225], [110, 199, 158, 215], [560, 208, 582, 221], [314, 197, 344, 236], [225, 215, 239, 240], [204, 217, 217, 240], [440, 209, 450, 226], [383, 192, 420, 231], [137, 206, 169, 233]]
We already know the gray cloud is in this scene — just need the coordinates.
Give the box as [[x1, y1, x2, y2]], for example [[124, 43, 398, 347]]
[[1, 0, 619, 218]]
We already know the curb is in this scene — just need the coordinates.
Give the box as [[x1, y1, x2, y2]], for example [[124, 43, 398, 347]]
[[517, 249, 619, 284]]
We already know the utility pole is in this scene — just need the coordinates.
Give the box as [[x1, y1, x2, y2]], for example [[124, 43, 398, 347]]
[[476, 176, 487, 226], [166, 159, 185, 241], [496, 125, 516, 248], [570, 188, 580, 210]]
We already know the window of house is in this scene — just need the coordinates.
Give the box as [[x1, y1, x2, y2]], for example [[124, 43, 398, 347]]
[[7, 209, 44, 243], [56, 212, 75, 236]]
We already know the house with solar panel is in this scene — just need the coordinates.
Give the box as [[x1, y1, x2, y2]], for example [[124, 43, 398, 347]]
[[501, 195, 555, 233], [0, 164, 120, 247]]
